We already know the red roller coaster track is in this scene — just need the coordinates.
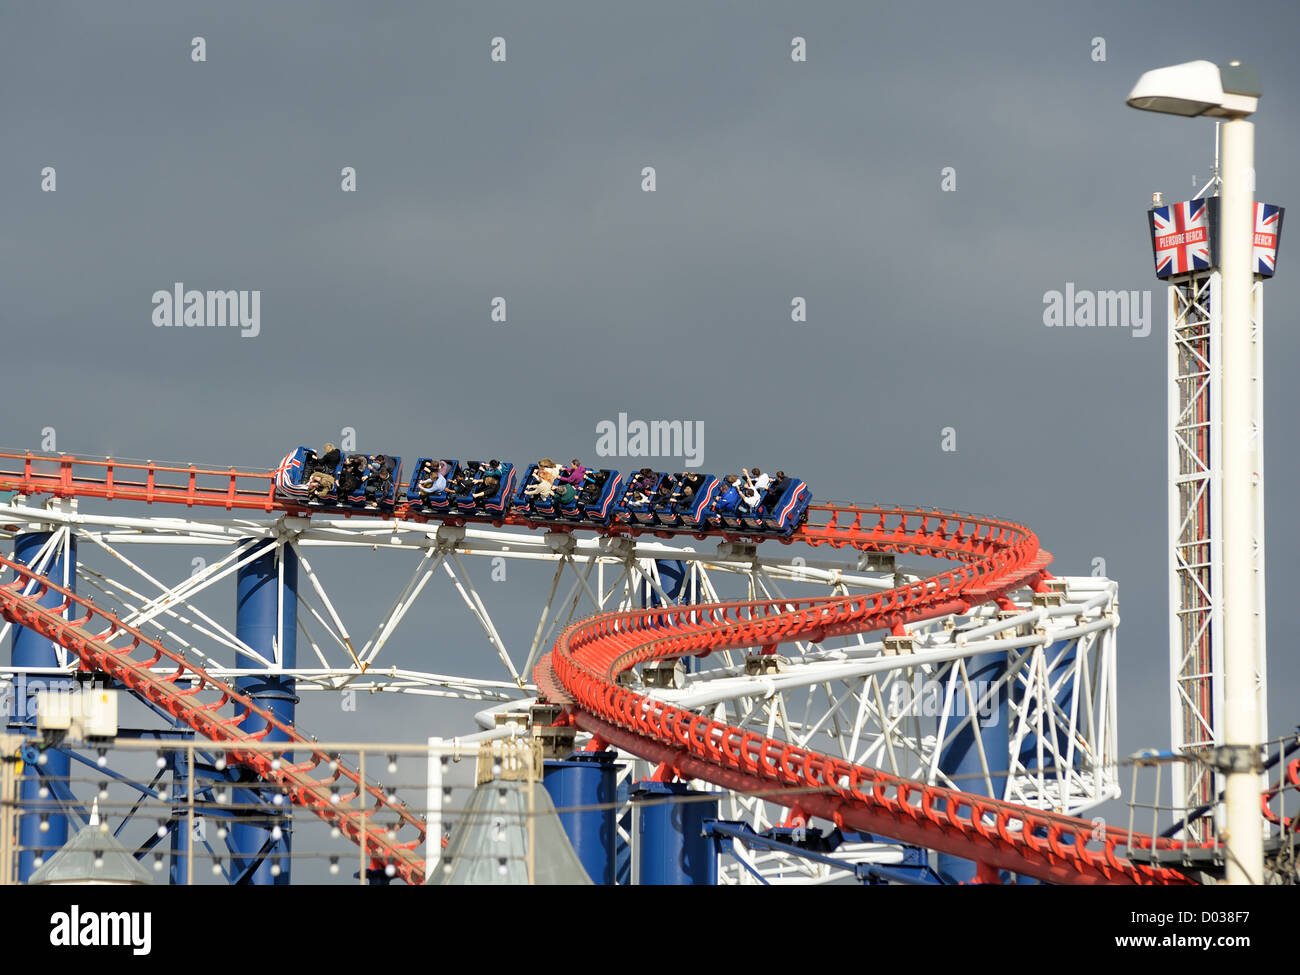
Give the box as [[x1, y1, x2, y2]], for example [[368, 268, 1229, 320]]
[[0, 555, 428, 884], [0, 450, 1203, 884]]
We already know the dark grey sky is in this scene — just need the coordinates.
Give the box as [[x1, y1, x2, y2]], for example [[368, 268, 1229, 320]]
[[3, 1, 1298, 798]]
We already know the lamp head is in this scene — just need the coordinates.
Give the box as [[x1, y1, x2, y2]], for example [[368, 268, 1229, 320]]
[[1126, 60, 1259, 118]]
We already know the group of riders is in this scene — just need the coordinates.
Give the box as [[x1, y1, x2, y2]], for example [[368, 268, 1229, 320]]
[[520, 458, 607, 507], [301, 443, 397, 508], [714, 468, 791, 516], [522, 461, 791, 517], [299, 444, 792, 519], [413, 458, 508, 508], [621, 466, 789, 516]]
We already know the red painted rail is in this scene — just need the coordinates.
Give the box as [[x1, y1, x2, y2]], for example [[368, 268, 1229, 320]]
[[1, 450, 1205, 883], [0, 555, 427, 885], [536, 506, 1201, 885]]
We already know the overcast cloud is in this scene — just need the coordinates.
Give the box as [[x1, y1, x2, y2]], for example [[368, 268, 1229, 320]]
[[3, 1, 1298, 840]]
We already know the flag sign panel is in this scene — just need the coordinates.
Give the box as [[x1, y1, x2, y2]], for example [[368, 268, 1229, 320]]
[[1149, 198, 1217, 278], [1147, 198, 1284, 279], [1252, 203, 1284, 277]]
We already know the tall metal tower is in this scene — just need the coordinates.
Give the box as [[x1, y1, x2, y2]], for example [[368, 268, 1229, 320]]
[[1154, 183, 1284, 839]]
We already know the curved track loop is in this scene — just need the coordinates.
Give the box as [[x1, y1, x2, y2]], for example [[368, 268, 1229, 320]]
[[536, 504, 1199, 885], [0, 555, 427, 885], [0, 452, 1202, 883]]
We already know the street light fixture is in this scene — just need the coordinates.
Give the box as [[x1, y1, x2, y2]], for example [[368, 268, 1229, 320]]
[[1127, 59, 1259, 118], [1127, 60, 1264, 886]]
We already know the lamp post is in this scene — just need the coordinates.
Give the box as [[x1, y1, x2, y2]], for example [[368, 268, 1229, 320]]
[[1127, 60, 1264, 885]]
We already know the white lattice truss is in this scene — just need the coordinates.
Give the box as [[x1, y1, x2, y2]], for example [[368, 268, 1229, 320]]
[[1165, 271, 1269, 842], [1, 500, 1120, 884]]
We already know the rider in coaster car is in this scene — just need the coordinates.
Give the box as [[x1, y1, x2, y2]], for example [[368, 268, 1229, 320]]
[[552, 478, 578, 507], [652, 479, 674, 510], [473, 473, 502, 505], [364, 465, 392, 508], [306, 462, 337, 503], [630, 468, 656, 495], [417, 460, 447, 504], [556, 459, 586, 488], [761, 470, 789, 509], [524, 464, 557, 499], [448, 467, 472, 495], [530, 458, 559, 486], [316, 442, 340, 476], [714, 475, 742, 514], [665, 473, 692, 507], [578, 470, 607, 506], [737, 470, 762, 512], [626, 487, 651, 508], [337, 456, 367, 499]]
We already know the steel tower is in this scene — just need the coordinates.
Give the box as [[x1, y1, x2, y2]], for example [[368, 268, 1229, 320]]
[[1155, 185, 1283, 840]]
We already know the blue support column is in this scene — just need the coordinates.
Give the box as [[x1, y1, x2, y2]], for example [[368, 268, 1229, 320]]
[[647, 560, 699, 675], [230, 540, 297, 885], [615, 775, 631, 885], [633, 781, 718, 885], [543, 752, 619, 884], [8, 531, 75, 881], [633, 565, 713, 884], [935, 649, 1009, 884], [648, 560, 689, 606]]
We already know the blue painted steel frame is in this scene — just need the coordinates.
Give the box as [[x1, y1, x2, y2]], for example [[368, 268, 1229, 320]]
[[704, 821, 946, 885]]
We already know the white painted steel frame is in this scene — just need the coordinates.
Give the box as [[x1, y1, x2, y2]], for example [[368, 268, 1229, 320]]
[[1165, 269, 1270, 843], [1167, 271, 1224, 840], [1, 502, 1120, 884]]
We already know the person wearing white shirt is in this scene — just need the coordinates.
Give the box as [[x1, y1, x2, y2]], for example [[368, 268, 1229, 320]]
[[738, 470, 762, 511]]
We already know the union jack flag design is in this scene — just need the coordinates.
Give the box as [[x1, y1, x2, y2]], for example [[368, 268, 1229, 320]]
[[1253, 203, 1284, 277], [1149, 198, 1217, 278]]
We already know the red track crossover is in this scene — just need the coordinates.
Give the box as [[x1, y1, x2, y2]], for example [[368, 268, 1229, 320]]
[[534, 505, 1200, 885], [0, 450, 1203, 883]]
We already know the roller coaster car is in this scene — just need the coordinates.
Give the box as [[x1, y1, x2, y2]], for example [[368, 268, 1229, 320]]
[[757, 478, 812, 535], [341, 454, 402, 510], [274, 446, 360, 507], [674, 474, 720, 529], [273, 447, 324, 505], [405, 458, 458, 513], [574, 469, 623, 525], [612, 472, 668, 525], [483, 464, 517, 516], [510, 464, 559, 520], [453, 462, 515, 515], [449, 461, 483, 510], [646, 474, 685, 528], [703, 475, 810, 536], [647, 475, 722, 530]]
